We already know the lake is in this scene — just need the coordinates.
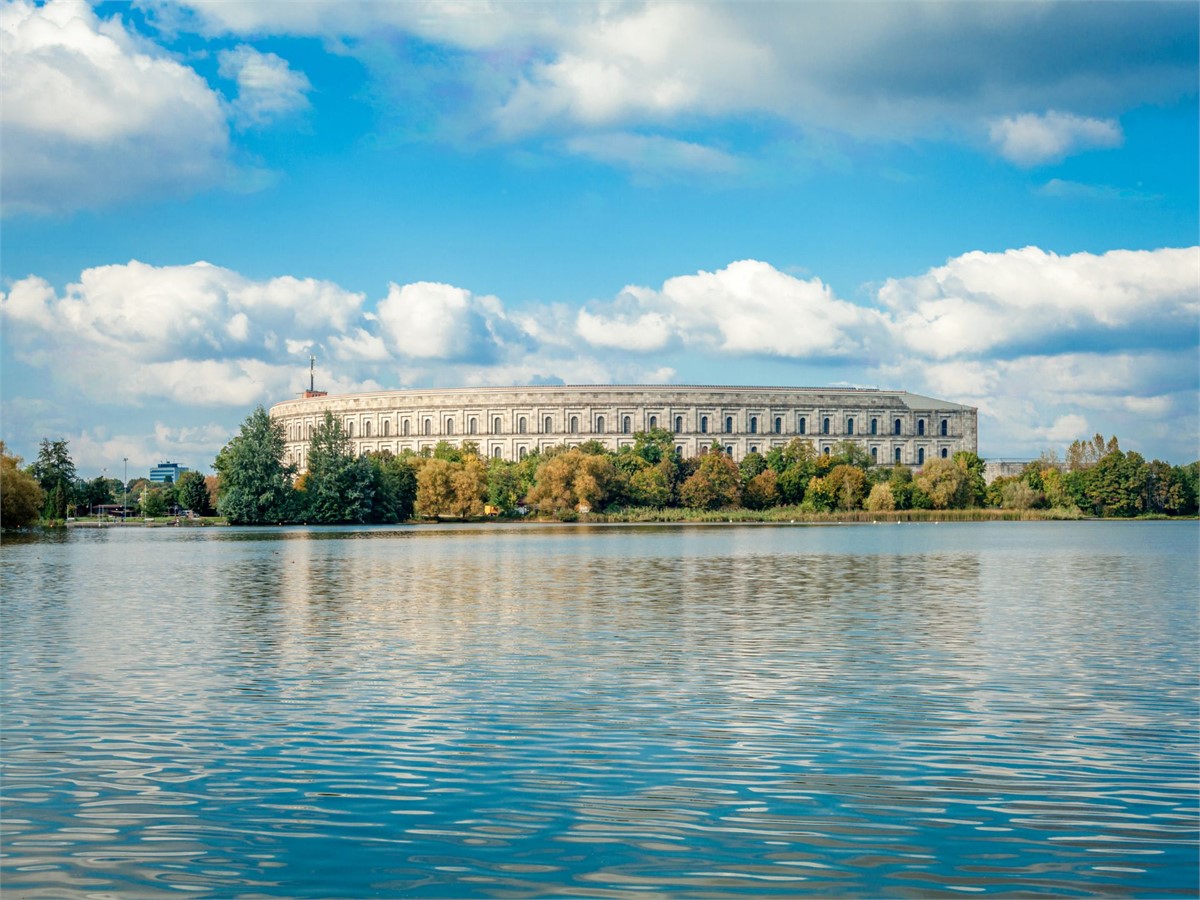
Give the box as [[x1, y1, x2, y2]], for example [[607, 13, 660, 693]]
[[1, 521, 1196, 897]]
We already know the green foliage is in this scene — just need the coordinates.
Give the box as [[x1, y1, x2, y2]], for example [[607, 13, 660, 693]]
[[214, 406, 295, 525], [865, 482, 895, 512], [177, 470, 213, 515], [914, 458, 970, 510], [486, 458, 525, 514], [31, 438, 77, 520], [304, 411, 375, 524], [365, 452, 417, 523], [629, 460, 673, 508], [1, 443, 43, 528], [77, 475, 113, 511], [141, 487, 167, 517], [953, 451, 987, 507], [528, 449, 624, 513], [739, 451, 767, 481], [631, 428, 675, 465]]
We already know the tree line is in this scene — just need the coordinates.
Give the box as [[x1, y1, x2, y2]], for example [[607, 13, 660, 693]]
[[206, 407, 1200, 525], [4, 414, 1195, 530], [1, 440, 216, 529]]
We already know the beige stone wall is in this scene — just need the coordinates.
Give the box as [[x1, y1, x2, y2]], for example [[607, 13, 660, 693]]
[[269, 385, 978, 469]]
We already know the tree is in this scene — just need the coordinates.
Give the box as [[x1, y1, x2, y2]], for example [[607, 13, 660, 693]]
[[680, 451, 741, 510], [365, 452, 417, 523], [914, 458, 970, 510], [743, 469, 779, 510], [953, 451, 987, 507], [415, 458, 458, 518], [739, 451, 767, 481], [1001, 480, 1041, 510], [177, 470, 213, 515], [528, 449, 623, 513], [304, 411, 374, 524], [142, 487, 167, 517], [1, 443, 43, 528], [449, 455, 488, 518], [214, 406, 295, 525], [486, 458, 524, 515], [30, 438, 77, 520], [78, 475, 113, 512], [865, 482, 895, 512], [825, 464, 868, 510], [629, 460, 673, 507]]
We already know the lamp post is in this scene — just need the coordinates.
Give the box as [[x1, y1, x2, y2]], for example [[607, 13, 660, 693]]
[[123, 457, 128, 523]]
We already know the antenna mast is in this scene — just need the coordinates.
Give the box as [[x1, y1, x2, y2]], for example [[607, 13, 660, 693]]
[[309, 355, 315, 393]]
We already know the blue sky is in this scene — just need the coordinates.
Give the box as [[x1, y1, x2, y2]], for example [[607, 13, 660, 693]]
[[1, 0, 1197, 476]]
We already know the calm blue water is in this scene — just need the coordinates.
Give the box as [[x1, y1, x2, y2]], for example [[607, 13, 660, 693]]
[[1, 521, 1197, 897]]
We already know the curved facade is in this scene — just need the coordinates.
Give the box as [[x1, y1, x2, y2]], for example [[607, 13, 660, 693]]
[[271, 385, 977, 470]]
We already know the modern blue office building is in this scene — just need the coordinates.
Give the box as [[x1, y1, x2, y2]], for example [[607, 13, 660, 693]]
[[149, 461, 189, 483]]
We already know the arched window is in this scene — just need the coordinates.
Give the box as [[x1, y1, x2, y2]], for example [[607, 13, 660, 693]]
[[544, 416, 553, 433], [382, 420, 390, 437], [493, 446, 502, 459], [518, 447, 527, 460], [622, 416, 631, 434], [941, 419, 948, 437], [822, 417, 830, 435], [518, 417, 527, 434], [675, 446, 683, 456], [494, 416, 502, 434], [917, 419, 926, 436], [468, 417, 477, 435], [596, 416, 605, 433], [648, 415, 658, 430], [725, 416, 733, 433], [846, 418, 854, 435], [423, 418, 431, 436], [799, 417, 806, 435], [750, 445, 758, 455], [674, 416, 683, 433], [347, 420, 355, 437], [725, 445, 733, 456], [823, 446, 831, 456], [918, 447, 925, 464], [895, 446, 902, 463], [941, 447, 948, 458], [870, 418, 877, 435], [700, 415, 708, 433], [402, 420, 410, 436], [894, 418, 902, 435], [445, 419, 454, 435], [774, 417, 782, 434], [570, 415, 579, 433], [870, 447, 877, 461], [749, 416, 758, 434], [364, 420, 372, 437]]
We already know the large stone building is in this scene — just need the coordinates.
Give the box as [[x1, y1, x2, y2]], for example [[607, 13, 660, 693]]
[[270, 385, 977, 470]]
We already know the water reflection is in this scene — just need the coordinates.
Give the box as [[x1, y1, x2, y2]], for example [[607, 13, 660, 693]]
[[2, 522, 1196, 897]]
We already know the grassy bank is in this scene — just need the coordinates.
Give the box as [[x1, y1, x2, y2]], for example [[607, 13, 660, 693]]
[[562, 506, 1086, 524]]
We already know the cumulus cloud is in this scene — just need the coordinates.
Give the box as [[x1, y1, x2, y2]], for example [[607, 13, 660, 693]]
[[879, 246, 1199, 360], [988, 111, 1123, 165], [0, 260, 367, 404], [218, 44, 311, 127], [0, 0, 229, 214], [155, 1, 1195, 163], [577, 260, 887, 360], [375, 281, 534, 363]]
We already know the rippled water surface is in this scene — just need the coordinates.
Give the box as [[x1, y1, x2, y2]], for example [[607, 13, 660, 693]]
[[2, 521, 1197, 897]]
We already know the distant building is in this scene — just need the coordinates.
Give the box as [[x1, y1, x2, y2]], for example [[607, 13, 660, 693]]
[[150, 461, 189, 483], [270, 384, 978, 471]]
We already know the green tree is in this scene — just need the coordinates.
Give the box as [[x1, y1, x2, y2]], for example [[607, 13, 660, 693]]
[[1082, 448, 1148, 517], [953, 451, 987, 507], [78, 475, 113, 512], [739, 451, 767, 481], [305, 411, 374, 524], [680, 450, 741, 510], [214, 406, 295, 525], [449, 455, 488, 518], [865, 482, 895, 512], [30, 438, 77, 520], [629, 460, 674, 507], [365, 452, 417, 523], [142, 487, 167, 517], [1, 443, 43, 528], [632, 428, 675, 465], [177, 470, 213, 515], [486, 458, 525, 515]]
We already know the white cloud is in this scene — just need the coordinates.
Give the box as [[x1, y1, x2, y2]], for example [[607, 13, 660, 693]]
[[577, 260, 887, 359], [0, 0, 229, 214], [879, 246, 1199, 360], [375, 281, 529, 363], [988, 111, 1123, 166], [218, 44, 311, 127], [563, 133, 739, 177], [157, 1, 1195, 163]]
